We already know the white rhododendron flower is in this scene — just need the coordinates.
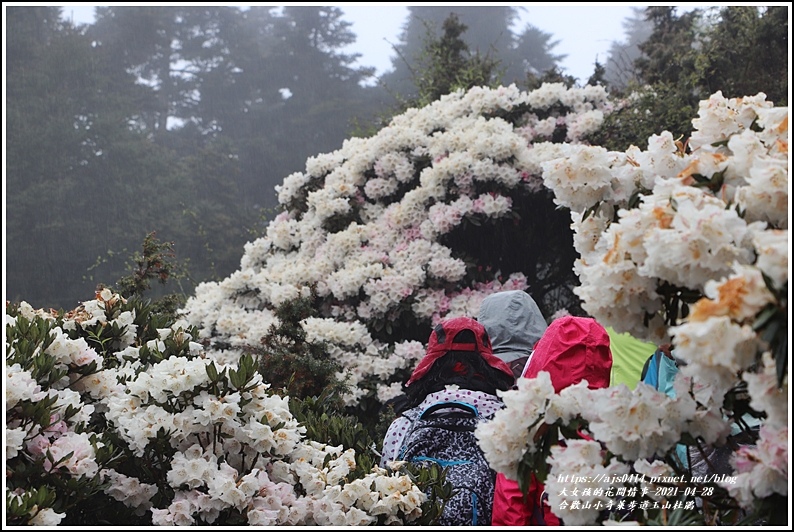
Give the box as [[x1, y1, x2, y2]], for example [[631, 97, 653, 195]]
[[5, 426, 27, 459], [476, 372, 555, 479], [43, 432, 103, 478], [45, 329, 103, 369], [724, 424, 788, 508], [545, 439, 631, 525], [584, 384, 683, 461], [670, 316, 758, 374], [28, 507, 66, 527], [102, 470, 159, 514], [751, 228, 788, 288], [5, 364, 47, 408], [743, 352, 788, 429]]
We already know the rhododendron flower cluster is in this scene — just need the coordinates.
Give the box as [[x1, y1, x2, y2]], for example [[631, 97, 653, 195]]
[[723, 424, 788, 508], [475, 374, 726, 478], [477, 90, 788, 524], [6, 290, 428, 526], [544, 439, 631, 525]]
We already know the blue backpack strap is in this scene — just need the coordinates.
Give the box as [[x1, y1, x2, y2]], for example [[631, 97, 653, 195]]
[[397, 406, 422, 459]]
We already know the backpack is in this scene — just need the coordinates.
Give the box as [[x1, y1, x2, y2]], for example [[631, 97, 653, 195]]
[[398, 400, 496, 526], [640, 348, 680, 396], [640, 349, 692, 469], [640, 349, 664, 389]]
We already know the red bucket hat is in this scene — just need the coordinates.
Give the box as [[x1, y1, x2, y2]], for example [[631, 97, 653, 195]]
[[406, 316, 514, 386]]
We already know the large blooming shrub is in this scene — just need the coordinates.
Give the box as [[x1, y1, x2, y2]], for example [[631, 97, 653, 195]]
[[475, 91, 788, 525], [5, 291, 432, 526], [179, 82, 616, 412]]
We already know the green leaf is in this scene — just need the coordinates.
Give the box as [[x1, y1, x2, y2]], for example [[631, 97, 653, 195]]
[[206, 361, 219, 382]]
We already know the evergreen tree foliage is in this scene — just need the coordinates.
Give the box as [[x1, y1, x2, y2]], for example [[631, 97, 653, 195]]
[[247, 289, 348, 401], [109, 231, 189, 318], [508, 19, 566, 82], [602, 6, 653, 89], [586, 60, 608, 88], [380, 6, 565, 102], [637, 5, 788, 106], [634, 6, 702, 89], [522, 65, 579, 92], [694, 6, 788, 105], [5, 7, 193, 309], [5, 6, 382, 311], [411, 13, 502, 108], [589, 5, 789, 152]]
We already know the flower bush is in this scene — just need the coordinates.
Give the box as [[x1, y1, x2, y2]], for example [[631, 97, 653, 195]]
[[5, 290, 433, 526], [179, 82, 616, 411], [475, 91, 788, 525], [5, 85, 788, 525]]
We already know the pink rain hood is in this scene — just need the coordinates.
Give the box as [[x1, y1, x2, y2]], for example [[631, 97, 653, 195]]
[[522, 315, 613, 392]]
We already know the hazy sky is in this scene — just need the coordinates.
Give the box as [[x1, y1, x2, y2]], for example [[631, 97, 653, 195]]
[[341, 4, 643, 83], [54, 3, 659, 83]]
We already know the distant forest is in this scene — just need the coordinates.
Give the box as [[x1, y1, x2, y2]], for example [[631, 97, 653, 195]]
[[5, 6, 788, 310]]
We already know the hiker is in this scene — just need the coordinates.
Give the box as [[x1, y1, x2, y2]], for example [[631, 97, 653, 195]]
[[379, 316, 514, 526], [491, 315, 613, 526], [477, 290, 548, 380], [606, 326, 657, 388], [639, 344, 759, 491]]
